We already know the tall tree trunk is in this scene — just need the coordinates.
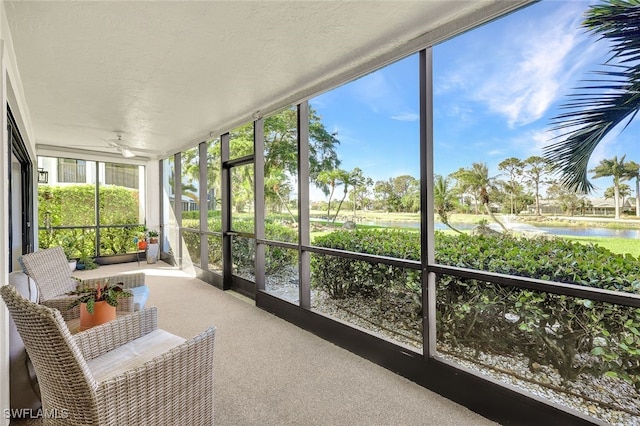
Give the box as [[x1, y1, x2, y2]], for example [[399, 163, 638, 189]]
[[332, 188, 349, 223], [437, 208, 463, 234], [274, 187, 297, 223], [481, 187, 508, 232], [510, 192, 514, 215], [326, 185, 335, 221], [614, 183, 620, 219]]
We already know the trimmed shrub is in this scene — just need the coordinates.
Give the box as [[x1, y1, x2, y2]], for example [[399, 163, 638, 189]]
[[312, 229, 420, 298], [311, 229, 640, 389], [38, 185, 142, 256], [181, 217, 297, 274]]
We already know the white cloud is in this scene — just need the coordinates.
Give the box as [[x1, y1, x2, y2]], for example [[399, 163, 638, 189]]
[[391, 112, 419, 122], [440, 2, 601, 128], [476, 15, 580, 126]]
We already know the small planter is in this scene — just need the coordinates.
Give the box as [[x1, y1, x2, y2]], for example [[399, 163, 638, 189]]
[[68, 260, 77, 271], [138, 241, 147, 250], [79, 301, 116, 331]]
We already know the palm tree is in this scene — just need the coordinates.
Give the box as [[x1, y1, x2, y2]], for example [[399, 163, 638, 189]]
[[460, 163, 508, 232], [434, 175, 462, 234], [604, 183, 631, 207], [543, 0, 640, 192], [265, 171, 296, 223], [590, 155, 631, 219], [624, 160, 640, 217], [451, 167, 480, 214], [331, 169, 353, 222], [317, 169, 346, 221]]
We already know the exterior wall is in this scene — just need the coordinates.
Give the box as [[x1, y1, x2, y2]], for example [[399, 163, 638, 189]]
[[0, 3, 38, 423]]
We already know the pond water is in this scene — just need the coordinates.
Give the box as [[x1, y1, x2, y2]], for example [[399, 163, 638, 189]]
[[364, 220, 640, 239]]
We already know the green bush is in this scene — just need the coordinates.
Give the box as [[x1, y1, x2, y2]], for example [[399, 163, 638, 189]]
[[38, 185, 142, 256], [311, 229, 640, 390], [182, 210, 222, 220], [312, 229, 420, 298], [181, 217, 297, 274]]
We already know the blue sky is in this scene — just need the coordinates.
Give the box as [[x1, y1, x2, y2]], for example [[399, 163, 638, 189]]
[[309, 0, 639, 201]]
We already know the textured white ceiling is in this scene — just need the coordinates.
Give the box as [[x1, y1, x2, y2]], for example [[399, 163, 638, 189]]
[[4, 1, 522, 160]]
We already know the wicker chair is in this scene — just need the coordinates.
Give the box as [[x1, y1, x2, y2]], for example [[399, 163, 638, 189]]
[[19, 246, 149, 320], [1, 285, 216, 425]]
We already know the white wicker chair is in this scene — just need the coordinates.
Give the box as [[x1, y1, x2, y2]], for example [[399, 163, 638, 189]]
[[19, 246, 148, 320], [1, 285, 216, 425]]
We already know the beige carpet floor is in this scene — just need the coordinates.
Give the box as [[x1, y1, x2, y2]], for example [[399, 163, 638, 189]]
[[10, 261, 497, 425]]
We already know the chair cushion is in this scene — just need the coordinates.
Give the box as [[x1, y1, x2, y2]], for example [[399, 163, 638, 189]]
[[20, 247, 76, 301], [86, 329, 185, 383], [128, 285, 150, 311]]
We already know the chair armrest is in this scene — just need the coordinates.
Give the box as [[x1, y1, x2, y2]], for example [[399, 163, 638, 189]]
[[96, 326, 216, 425], [80, 272, 145, 290], [74, 307, 158, 360], [42, 297, 80, 321]]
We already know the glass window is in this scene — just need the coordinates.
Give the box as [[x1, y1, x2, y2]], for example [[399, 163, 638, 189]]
[[311, 252, 422, 350], [182, 230, 201, 268], [307, 53, 421, 349], [432, 1, 640, 423], [232, 235, 255, 282], [230, 164, 254, 233], [436, 274, 640, 425], [229, 123, 254, 160], [57, 158, 87, 183], [97, 162, 145, 255], [264, 107, 298, 243], [207, 234, 223, 273], [162, 156, 176, 255], [181, 147, 200, 229], [207, 138, 222, 233], [104, 163, 139, 189], [265, 246, 299, 303]]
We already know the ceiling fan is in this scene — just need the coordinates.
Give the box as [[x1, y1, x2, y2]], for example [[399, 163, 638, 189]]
[[106, 135, 136, 158], [69, 133, 161, 158]]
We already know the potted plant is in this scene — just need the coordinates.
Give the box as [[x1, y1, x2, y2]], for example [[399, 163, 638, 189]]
[[136, 231, 148, 250], [67, 279, 132, 330], [76, 255, 99, 271], [147, 229, 159, 244], [67, 256, 77, 272]]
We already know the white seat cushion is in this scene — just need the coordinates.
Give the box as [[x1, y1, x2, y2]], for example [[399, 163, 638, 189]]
[[128, 285, 150, 311], [86, 329, 185, 383]]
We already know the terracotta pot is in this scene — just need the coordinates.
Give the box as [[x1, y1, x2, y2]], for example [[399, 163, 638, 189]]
[[149, 237, 158, 244], [79, 301, 116, 331], [138, 241, 147, 250]]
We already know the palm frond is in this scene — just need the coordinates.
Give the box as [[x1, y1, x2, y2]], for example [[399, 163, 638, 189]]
[[543, 0, 640, 193]]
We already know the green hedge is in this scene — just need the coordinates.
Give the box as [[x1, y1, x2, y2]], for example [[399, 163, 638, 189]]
[[38, 185, 142, 256], [181, 218, 297, 274], [312, 229, 640, 390], [311, 229, 420, 298]]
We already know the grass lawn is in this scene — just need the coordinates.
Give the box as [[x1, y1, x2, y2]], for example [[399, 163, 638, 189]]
[[563, 235, 640, 258], [306, 210, 640, 256]]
